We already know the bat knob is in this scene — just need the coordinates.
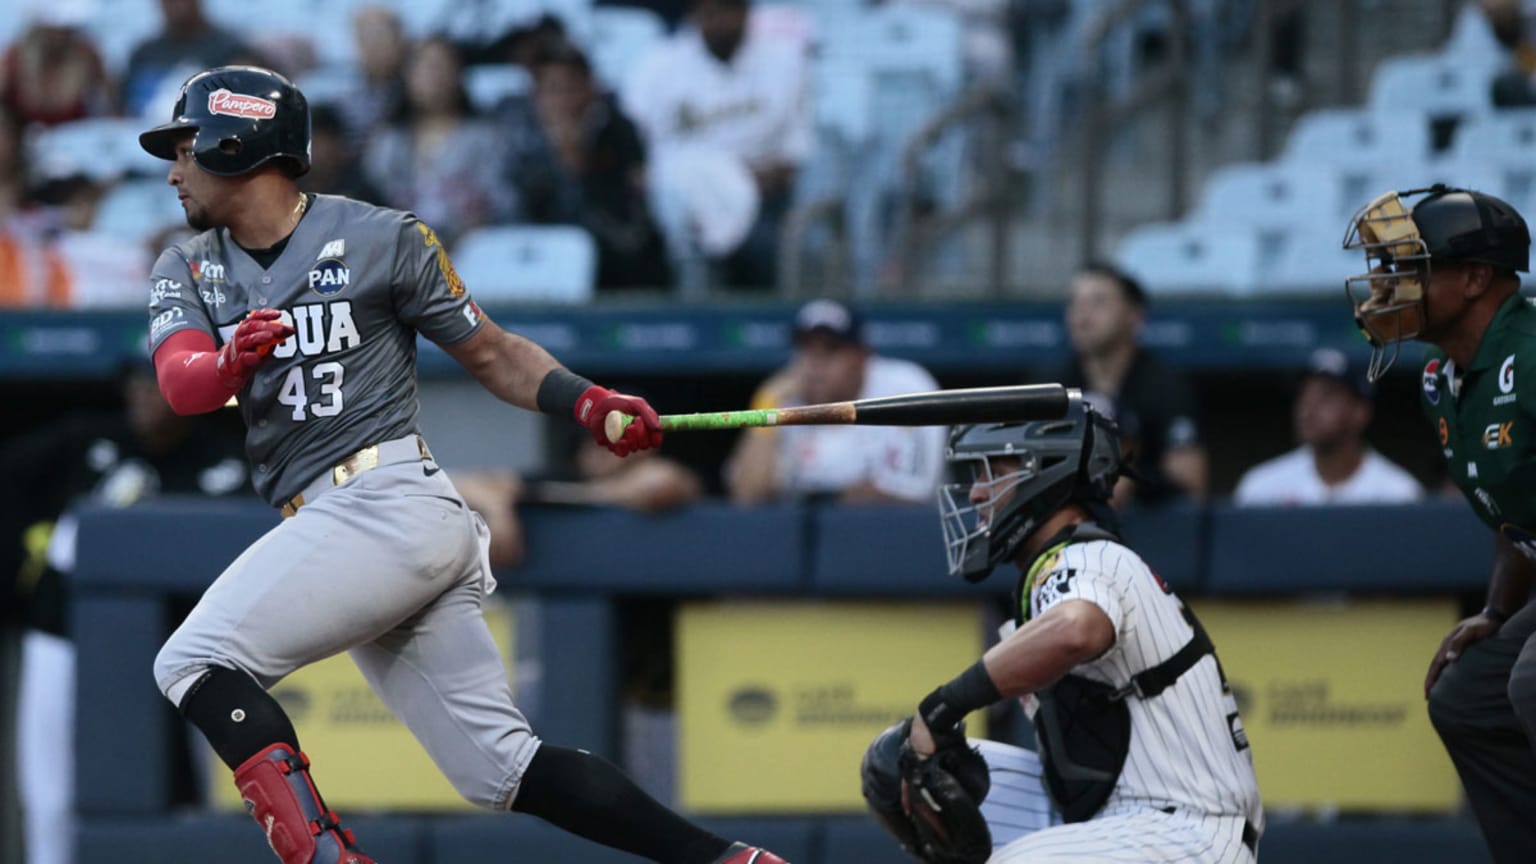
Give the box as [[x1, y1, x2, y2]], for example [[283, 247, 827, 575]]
[[604, 411, 633, 444]]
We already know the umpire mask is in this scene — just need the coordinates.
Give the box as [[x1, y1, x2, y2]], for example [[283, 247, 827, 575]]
[[939, 393, 1121, 583], [1344, 184, 1530, 381]]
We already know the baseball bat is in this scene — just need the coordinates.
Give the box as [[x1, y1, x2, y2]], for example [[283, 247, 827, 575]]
[[604, 384, 1071, 443]]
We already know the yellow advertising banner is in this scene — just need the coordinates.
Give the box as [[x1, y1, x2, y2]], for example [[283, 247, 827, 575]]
[[677, 601, 985, 813], [1198, 599, 1461, 811], [212, 601, 516, 812]]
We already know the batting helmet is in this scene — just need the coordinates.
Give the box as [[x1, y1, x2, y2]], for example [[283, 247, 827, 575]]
[[939, 392, 1121, 583], [139, 66, 311, 177], [1343, 184, 1530, 379]]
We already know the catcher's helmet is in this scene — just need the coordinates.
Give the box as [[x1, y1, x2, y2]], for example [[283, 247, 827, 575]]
[[139, 66, 311, 177], [939, 392, 1121, 583], [1343, 184, 1529, 380]]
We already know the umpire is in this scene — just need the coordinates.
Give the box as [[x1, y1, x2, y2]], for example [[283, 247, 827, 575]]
[[1344, 184, 1536, 863]]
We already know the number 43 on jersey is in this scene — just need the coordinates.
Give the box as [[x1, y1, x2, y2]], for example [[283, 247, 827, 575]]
[[270, 301, 358, 421]]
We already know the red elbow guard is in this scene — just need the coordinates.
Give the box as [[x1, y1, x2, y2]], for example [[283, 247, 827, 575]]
[[153, 329, 240, 415]]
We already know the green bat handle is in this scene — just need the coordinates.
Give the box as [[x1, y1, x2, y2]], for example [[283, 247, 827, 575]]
[[603, 409, 780, 442]]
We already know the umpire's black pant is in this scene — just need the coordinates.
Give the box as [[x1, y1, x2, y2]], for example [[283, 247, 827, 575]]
[[1429, 598, 1536, 864]]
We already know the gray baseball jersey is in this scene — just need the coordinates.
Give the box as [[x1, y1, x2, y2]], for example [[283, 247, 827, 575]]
[[146, 194, 485, 505], [149, 195, 541, 811]]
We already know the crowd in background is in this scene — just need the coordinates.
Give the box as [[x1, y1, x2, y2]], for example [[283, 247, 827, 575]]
[[7, 0, 1471, 305]]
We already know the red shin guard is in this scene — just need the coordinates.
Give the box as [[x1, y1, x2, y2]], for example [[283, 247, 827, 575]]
[[232, 744, 376, 864]]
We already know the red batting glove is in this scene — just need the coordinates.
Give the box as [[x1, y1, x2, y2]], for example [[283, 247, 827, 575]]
[[576, 385, 663, 456], [217, 309, 294, 389]]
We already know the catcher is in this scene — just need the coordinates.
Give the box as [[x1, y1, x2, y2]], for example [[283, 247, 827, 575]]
[[863, 395, 1264, 862]]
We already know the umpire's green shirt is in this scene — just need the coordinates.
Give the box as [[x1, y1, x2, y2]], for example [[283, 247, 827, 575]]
[[1422, 293, 1536, 556]]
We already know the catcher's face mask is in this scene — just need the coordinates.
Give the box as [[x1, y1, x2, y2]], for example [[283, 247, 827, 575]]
[[1343, 189, 1431, 381], [939, 454, 1030, 583]]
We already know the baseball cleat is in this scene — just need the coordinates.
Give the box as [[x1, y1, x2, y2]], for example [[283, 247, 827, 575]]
[[715, 842, 790, 864]]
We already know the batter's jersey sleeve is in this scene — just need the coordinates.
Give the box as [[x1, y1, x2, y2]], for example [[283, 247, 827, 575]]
[[146, 247, 213, 353], [391, 218, 487, 346]]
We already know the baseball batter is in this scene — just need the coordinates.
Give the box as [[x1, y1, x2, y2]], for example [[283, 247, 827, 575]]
[[1345, 184, 1536, 864], [139, 66, 788, 864], [863, 396, 1263, 863]]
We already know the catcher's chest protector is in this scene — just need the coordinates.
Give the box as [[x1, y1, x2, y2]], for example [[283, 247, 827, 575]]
[[1019, 525, 1215, 823]]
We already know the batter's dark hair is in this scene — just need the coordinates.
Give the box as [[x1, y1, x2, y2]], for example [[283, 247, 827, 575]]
[[1079, 261, 1148, 310], [531, 39, 593, 79]]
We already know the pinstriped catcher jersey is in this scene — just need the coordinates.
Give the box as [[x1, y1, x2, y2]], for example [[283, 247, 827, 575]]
[[146, 194, 486, 505], [1026, 539, 1265, 829]]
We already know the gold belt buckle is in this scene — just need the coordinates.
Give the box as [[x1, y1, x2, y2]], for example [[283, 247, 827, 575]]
[[333, 444, 379, 485], [281, 493, 304, 519]]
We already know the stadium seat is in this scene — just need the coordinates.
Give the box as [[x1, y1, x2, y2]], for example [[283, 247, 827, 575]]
[[94, 179, 187, 245], [586, 6, 667, 92], [463, 63, 533, 113], [1368, 52, 1494, 118], [820, 5, 964, 94], [1115, 222, 1260, 296], [1265, 226, 1363, 295], [1451, 107, 1536, 166], [394, 0, 592, 45], [451, 225, 596, 303], [1193, 161, 1342, 230], [1281, 108, 1433, 171], [28, 119, 165, 183], [1441, 1, 1506, 73]]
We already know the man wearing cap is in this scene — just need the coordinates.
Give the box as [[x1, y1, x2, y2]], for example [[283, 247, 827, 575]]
[[727, 299, 946, 503], [1344, 184, 1536, 862], [1233, 348, 1423, 506]]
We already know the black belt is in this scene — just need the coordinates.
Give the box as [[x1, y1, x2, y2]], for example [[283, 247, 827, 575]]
[[1159, 807, 1259, 854]]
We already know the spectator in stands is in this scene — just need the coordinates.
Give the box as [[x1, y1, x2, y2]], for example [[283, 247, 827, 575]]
[[0, 106, 71, 307], [4, 358, 249, 864], [1233, 348, 1423, 506], [1482, 0, 1536, 107], [454, 428, 703, 567], [300, 104, 384, 204], [364, 36, 513, 245], [1045, 263, 1206, 506], [339, 5, 410, 141], [727, 299, 945, 503], [122, 0, 252, 118], [506, 42, 672, 291], [623, 0, 812, 292], [0, 1, 112, 126]]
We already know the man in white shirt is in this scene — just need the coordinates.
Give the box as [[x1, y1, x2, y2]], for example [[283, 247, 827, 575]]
[[622, 0, 812, 291], [727, 299, 945, 503], [1234, 347, 1423, 505]]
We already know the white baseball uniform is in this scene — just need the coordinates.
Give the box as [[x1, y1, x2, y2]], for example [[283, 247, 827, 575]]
[[988, 538, 1265, 863], [1233, 446, 1424, 506]]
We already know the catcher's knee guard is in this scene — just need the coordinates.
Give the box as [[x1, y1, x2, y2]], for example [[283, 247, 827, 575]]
[[232, 744, 376, 864]]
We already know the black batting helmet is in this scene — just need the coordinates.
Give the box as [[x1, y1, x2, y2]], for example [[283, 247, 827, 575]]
[[938, 393, 1122, 583], [139, 66, 311, 177]]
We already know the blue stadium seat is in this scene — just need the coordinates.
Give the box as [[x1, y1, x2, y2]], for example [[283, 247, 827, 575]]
[[451, 225, 597, 303], [1116, 222, 1261, 296], [1368, 53, 1494, 118], [1194, 161, 1342, 231], [83, 0, 162, 77], [1282, 108, 1433, 173], [586, 6, 667, 92], [296, 64, 364, 109]]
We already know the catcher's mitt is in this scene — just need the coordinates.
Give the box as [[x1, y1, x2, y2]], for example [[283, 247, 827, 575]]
[[862, 718, 992, 864]]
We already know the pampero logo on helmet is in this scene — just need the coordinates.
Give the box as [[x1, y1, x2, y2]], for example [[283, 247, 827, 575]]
[[938, 392, 1121, 583], [138, 65, 311, 178], [1343, 183, 1530, 381], [207, 88, 277, 120]]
